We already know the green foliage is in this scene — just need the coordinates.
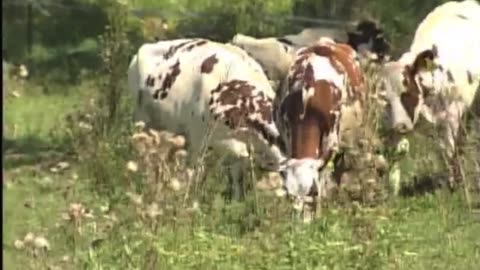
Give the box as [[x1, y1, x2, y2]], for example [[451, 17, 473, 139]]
[[174, 0, 294, 41], [3, 0, 460, 84]]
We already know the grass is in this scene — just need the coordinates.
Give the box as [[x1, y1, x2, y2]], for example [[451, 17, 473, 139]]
[[3, 77, 480, 270]]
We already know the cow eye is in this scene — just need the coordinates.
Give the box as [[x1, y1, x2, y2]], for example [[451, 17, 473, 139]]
[[279, 170, 287, 179]]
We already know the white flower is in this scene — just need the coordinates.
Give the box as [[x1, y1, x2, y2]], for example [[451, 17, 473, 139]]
[[275, 188, 286, 197], [78, 121, 93, 131], [57, 161, 70, 170], [14, 240, 25, 250], [19, 64, 29, 78], [23, 232, 35, 244], [292, 198, 304, 211], [126, 161, 138, 172], [126, 192, 143, 206], [395, 137, 410, 154], [33, 236, 50, 250], [134, 121, 146, 131], [146, 203, 162, 219], [10, 91, 21, 98], [168, 178, 181, 191], [192, 201, 199, 210]]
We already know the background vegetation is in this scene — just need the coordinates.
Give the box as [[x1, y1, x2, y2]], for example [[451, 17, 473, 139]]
[[3, 0, 479, 269]]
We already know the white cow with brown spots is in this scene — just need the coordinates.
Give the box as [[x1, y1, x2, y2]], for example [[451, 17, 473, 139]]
[[127, 38, 287, 199], [378, 0, 480, 188], [275, 38, 366, 203]]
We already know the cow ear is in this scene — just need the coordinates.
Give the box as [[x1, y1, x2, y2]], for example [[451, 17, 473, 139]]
[[412, 45, 439, 73]]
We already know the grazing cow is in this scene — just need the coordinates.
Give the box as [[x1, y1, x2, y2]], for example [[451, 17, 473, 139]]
[[230, 20, 389, 84], [127, 38, 287, 199], [378, 0, 480, 187], [275, 38, 365, 201]]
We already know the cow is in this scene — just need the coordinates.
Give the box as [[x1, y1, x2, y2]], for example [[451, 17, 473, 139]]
[[274, 37, 366, 205], [230, 19, 389, 85], [378, 0, 480, 189], [127, 38, 288, 200]]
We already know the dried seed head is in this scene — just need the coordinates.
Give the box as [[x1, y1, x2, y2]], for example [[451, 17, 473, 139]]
[[68, 202, 92, 220], [146, 203, 163, 219], [174, 149, 188, 161], [168, 135, 186, 148], [126, 192, 143, 206], [149, 129, 162, 145], [132, 132, 150, 141], [134, 121, 146, 131]]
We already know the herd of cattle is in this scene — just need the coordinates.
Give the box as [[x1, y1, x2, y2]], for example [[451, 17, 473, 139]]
[[127, 0, 480, 207]]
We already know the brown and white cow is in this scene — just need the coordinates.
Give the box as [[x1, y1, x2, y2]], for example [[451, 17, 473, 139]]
[[274, 38, 365, 201], [127, 38, 287, 199], [378, 0, 480, 187]]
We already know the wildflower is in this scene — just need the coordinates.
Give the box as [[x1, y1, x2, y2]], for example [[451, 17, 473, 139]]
[[145, 203, 163, 219], [168, 178, 181, 191], [275, 188, 286, 197], [14, 240, 25, 250], [33, 236, 50, 250], [134, 121, 146, 131], [24, 232, 35, 244], [126, 161, 138, 172]]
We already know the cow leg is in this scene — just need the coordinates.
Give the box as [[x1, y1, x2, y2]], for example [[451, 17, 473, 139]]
[[223, 156, 250, 201], [442, 101, 465, 190]]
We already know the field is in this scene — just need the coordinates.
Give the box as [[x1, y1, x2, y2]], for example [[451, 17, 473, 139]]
[[3, 2, 480, 269], [3, 58, 480, 270]]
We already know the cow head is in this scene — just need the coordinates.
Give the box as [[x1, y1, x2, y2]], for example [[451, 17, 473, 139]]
[[379, 45, 445, 133], [278, 158, 323, 198], [347, 20, 391, 62]]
